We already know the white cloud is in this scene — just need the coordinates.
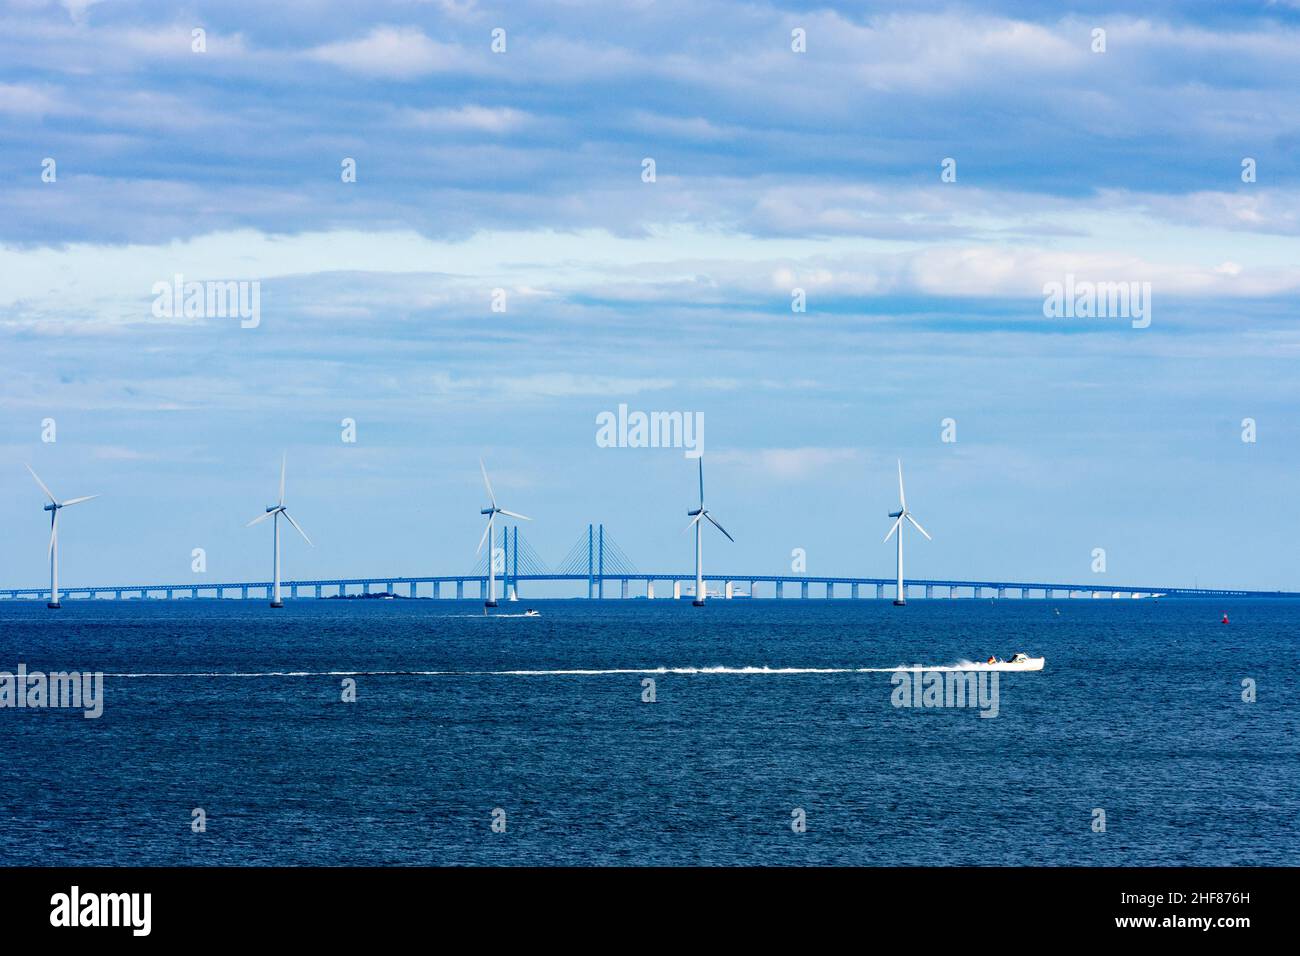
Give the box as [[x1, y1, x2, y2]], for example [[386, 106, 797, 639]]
[[399, 105, 532, 133], [0, 82, 64, 116], [306, 26, 471, 79], [712, 447, 864, 480]]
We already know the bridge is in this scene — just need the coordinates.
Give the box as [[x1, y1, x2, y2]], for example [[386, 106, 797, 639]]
[[1, 524, 1293, 602], [0, 574, 1290, 602]]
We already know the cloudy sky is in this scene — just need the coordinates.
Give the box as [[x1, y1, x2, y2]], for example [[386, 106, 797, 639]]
[[2, 0, 1299, 592]]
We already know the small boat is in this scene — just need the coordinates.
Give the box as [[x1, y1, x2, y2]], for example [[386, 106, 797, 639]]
[[979, 652, 1045, 671], [523, 609, 541, 618]]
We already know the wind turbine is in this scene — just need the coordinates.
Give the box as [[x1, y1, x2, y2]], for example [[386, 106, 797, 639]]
[[684, 457, 733, 606], [246, 454, 312, 608], [476, 459, 530, 610], [883, 459, 931, 606], [26, 465, 98, 609]]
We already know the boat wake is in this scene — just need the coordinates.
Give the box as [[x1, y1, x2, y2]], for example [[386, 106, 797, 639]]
[[102, 661, 1043, 678]]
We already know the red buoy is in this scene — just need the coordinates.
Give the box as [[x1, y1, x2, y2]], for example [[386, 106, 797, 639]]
[[1221, 613, 1229, 624]]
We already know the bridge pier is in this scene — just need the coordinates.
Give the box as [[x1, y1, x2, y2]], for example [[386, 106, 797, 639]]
[[456, 580, 464, 599], [801, 581, 809, 599], [241, 586, 249, 600], [925, 585, 933, 599], [724, 581, 733, 599], [997, 586, 1006, 599], [166, 589, 173, 600], [190, 588, 198, 599], [409, 581, 417, 598], [949, 586, 957, 599], [876, 584, 884, 599], [621, 579, 629, 599], [851, 582, 859, 599], [673, 580, 682, 600], [776, 581, 784, 599]]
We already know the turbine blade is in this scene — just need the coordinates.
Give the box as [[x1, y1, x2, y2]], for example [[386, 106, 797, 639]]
[[497, 509, 531, 521], [246, 511, 275, 527], [897, 459, 906, 511], [906, 513, 932, 541], [476, 515, 493, 555], [282, 510, 313, 546], [278, 453, 286, 507], [697, 457, 704, 509], [25, 464, 56, 504], [479, 459, 497, 509], [705, 513, 734, 542], [682, 514, 703, 534], [883, 515, 903, 543], [60, 494, 99, 507]]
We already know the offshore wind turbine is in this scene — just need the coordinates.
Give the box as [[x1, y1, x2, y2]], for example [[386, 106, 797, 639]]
[[246, 454, 312, 608], [684, 457, 733, 607], [882, 459, 931, 606], [476, 459, 530, 610], [26, 465, 98, 609]]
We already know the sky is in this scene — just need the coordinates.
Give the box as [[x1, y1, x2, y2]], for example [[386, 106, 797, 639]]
[[2, 0, 1300, 593]]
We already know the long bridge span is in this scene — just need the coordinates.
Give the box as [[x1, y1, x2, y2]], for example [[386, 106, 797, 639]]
[[0, 572, 1292, 602]]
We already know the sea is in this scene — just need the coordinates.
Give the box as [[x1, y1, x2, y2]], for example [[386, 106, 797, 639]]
[[0, 597, 1295, 866]]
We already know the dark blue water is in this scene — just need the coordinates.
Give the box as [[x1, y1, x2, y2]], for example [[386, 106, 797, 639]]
[[0, 598, 1295, 866]]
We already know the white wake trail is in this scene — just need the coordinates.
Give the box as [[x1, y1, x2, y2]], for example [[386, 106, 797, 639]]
[[101, 662, 1031, 678]]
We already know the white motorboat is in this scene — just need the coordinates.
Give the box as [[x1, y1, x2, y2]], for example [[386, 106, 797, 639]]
[[977, 652, 1045, 671]]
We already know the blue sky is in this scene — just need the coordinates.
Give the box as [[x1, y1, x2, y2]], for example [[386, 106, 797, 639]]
[[2, 0, 1300, 591]]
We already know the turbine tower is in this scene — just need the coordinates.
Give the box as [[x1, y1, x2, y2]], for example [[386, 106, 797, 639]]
[[26, 465, 98, 610], [685, 457, 733, 606], [246, 454, 312, 608], [477, 459, 530, 610], [883, 459, 931, 606]]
